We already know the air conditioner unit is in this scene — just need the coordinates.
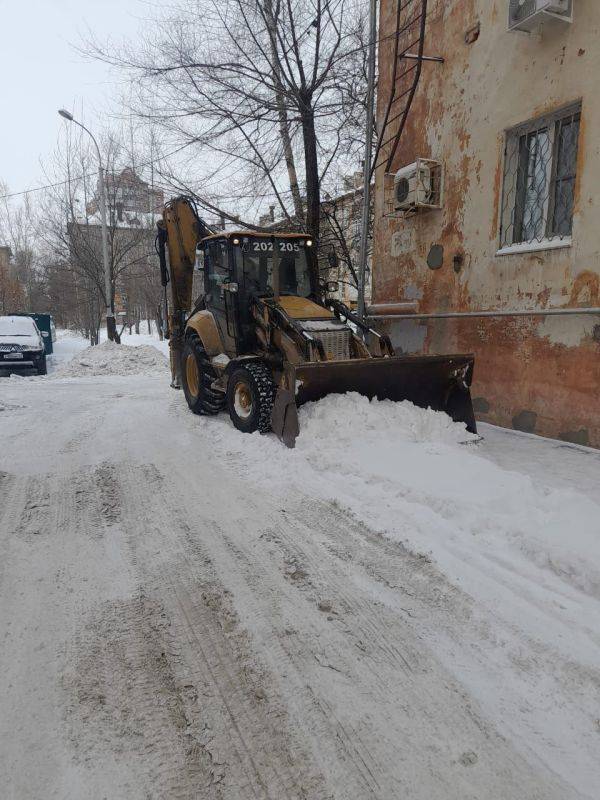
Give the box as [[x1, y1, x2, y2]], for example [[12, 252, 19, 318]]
[[508, 0, 573, 33], [393, 159, 442, 213]]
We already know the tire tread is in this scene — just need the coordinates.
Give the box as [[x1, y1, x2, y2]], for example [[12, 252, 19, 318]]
[[182, 336, 225, 415], [227, 361, 276, 433]]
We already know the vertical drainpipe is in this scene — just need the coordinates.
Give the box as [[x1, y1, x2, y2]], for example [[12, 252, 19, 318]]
[[356, 0, 378, 322]]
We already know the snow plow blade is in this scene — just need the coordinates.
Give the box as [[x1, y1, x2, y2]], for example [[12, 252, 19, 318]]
[[271, 354, 477, 448]]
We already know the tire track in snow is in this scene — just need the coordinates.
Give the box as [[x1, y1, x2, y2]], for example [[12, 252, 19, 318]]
[[93, 461, 122, 524], [206, 420, 600, 799], [281, 496, 600, 798], [0, 470, 18, 532], [59, 405, 107, 456], [211, 518, 477, 799], [8, 472, 72, 540], [62, 591, 216, 800], [161, 465, 578, 799], [109, 460, 328, 800], [57, 460, 217, 799]]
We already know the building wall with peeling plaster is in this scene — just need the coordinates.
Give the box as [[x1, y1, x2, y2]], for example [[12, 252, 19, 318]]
[[373, 0, 600, 447]]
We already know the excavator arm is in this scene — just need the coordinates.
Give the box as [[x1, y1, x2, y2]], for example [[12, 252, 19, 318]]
[[156, 197, 214, 387]]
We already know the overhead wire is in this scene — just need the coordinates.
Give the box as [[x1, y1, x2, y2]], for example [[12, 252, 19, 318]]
[[1, 0, 426, 206], [0, 140, 195, 201]]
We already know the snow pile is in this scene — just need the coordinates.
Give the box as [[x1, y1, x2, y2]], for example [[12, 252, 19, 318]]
[[53, 340, 168, 378], [296, 399, 600, 601], [49, 329, 91, 370], [298, 392, 478, 447], [207, 392, 600, 609]]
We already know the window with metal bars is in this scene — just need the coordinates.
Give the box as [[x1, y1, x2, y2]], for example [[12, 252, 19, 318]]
[[499, 104, 581, 250]]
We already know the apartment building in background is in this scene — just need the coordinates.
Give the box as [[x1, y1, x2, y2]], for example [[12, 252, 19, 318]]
[[86, 167, 164, 224]]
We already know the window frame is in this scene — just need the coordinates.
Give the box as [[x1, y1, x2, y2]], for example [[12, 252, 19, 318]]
[[547, 112, 580, 238], [497, 102, 581, 256], [204, 240, 231, 310]]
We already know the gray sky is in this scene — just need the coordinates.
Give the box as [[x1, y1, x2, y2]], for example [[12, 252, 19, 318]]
[[0, 0, 145, 196]]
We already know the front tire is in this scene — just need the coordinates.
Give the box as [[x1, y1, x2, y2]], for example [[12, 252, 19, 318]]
[[181, 336, 225, 415], [227, 362, 276, 434], [37, 355, 47, 376]]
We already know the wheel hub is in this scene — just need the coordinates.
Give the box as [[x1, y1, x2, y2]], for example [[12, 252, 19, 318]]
[[185, 354, 200, 397], [234, 382, 253, 419]]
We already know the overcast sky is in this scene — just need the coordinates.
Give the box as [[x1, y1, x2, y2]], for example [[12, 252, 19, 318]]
[[0, 0, 146, 196]]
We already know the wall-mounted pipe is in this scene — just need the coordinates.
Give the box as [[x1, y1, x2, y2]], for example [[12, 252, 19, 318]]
[[403, 53, 445, 63], [366, 302, 418, 316], [366, 307, 600, 320]]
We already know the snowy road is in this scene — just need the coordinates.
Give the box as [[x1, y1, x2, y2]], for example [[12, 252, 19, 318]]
[[1, 337, 599, 799]]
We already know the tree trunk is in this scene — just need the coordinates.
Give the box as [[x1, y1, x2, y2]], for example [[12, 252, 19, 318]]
[[263, 0, 304, 222], [300, 101, 321, 290], [155, 305, 164, 340], [107, 281, 121, 343], [107, 315, 120, 344]]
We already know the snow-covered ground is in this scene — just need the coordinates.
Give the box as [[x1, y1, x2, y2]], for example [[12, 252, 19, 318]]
[[1, 329, 599, 799], [207, 395, 600, 793]]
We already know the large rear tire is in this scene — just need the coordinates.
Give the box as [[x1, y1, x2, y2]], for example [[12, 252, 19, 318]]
[[181, 336, 225, 415], [227, 362, 276, 434]]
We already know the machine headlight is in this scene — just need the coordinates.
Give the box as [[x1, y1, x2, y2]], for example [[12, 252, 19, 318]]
[[305, 239, 313, 247]]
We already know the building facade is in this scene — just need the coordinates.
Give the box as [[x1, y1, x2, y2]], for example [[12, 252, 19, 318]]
[[0, 245, 23, 314], [87, 167, 164, 223], [320, 176, 372, 307], [374, 0, 600, 446]]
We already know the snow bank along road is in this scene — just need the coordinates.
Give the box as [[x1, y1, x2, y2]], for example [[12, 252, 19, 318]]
[[1, 337, 599, 799]]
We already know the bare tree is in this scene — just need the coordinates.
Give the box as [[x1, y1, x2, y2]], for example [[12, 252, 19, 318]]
[[36, 129, 160, 343], [0, 185, 48, 311], [85, 0, 369, 284]]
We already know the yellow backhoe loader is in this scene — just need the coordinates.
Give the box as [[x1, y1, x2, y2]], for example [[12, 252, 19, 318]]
[[156, 196, 476, 447]]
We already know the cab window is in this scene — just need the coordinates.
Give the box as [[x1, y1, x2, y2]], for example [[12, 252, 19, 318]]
[[206, 241, 230, 309], [242, 240, 311, 298]]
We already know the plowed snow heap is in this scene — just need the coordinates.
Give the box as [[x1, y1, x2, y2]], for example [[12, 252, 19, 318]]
[[54, 341, 168, 378]]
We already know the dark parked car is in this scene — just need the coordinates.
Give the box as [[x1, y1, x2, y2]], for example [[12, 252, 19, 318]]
[[0, 315, 47, 375]]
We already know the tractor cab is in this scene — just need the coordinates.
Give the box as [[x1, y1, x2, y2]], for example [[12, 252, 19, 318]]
[[198, 232, 314, 298], [196, 232, 318, 355]]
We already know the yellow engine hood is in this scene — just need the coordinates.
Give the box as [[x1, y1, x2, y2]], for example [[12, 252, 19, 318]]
[[277, 296, 334, 320]]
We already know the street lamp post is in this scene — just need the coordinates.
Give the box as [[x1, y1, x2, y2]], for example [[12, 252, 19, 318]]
[[58, 109, 118, 343]]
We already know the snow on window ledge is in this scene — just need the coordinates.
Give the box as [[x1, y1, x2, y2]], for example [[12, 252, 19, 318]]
[[495, 237, 572, 257]]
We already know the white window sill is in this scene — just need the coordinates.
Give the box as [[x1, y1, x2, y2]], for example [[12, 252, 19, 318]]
[[496, 237, 572, 257]]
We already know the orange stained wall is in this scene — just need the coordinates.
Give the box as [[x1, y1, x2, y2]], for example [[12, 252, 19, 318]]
[[373, 0, 600, 446]]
